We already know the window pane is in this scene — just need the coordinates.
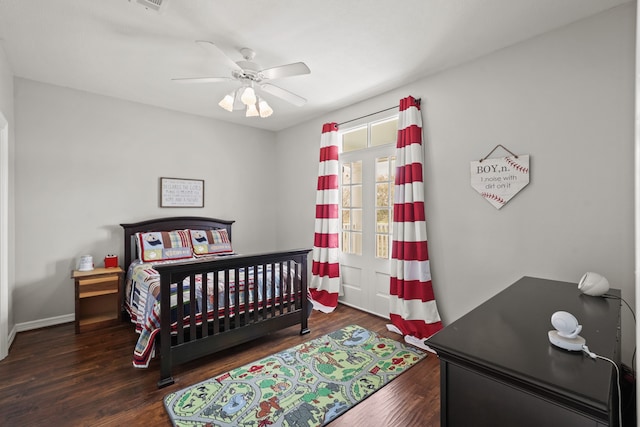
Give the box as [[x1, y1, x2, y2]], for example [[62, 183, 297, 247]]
[[390, 156, 396, 183], [342, 127, 367, 152], [376, 234, 389, 259], [376, 209, 389, 232], [352, 209, 362, 231], [376, 183, 389, 207], [352, 185, 362, 208], [390, 157, 396, 203], [342, 187, 350, 207], [342, 232, 351, 253], [342, 163, 352, 185], [371, 118, 398, 147], [342, 209, 350, 230], [351, 161, 362, 184], [376, 157, 389, 182], [351, 232, 362, 255]]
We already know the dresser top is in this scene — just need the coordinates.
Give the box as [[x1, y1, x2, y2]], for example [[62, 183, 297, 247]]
[[427, 276, 620, 414]]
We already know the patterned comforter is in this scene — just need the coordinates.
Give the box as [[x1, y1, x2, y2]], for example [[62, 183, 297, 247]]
[[125, 259, 291, 368]]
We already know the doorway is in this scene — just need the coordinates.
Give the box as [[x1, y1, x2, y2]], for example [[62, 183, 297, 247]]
[[338, 116, 397, 317]]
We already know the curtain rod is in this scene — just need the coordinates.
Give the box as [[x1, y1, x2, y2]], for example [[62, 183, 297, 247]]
[[337, 98, 421, 127]]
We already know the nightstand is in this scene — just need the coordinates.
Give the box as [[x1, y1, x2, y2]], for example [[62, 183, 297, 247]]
[[72, 266, 124, 333]]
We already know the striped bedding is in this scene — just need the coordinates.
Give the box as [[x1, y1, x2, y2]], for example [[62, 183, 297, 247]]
[[124, 258, 291, 368]]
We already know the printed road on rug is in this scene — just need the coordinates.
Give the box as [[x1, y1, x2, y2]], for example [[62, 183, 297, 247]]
[[164, 324, 426, 426]]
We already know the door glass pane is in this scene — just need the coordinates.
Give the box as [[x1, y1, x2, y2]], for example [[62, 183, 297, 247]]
[[342, 232, 350, 253], [390, 157, 396, 183], [376, 157, 389, 182], [341, 209, 350, 230], [375, 155, 395, 259], [376, 234, 389, 258], [390, 157, 396, 205], [352, 185, 362, 208], [351, 232, 362, 256], [352, 209, 362, 231], [376, 208, 389, 232], [340, 160, 362, 255], [342, 127, 367, 152], [342, 163, 352, 184], [376, 183, 389, 207], [351, 161, 362, 184], [342, 187, 351, 208], [371, 118, 398, 147]]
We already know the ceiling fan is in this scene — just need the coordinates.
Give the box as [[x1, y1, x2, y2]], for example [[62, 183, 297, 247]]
[[172, 40, 311, 117]]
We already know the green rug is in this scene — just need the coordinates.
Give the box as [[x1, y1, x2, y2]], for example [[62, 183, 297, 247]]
[[164, 324, 426, 426]]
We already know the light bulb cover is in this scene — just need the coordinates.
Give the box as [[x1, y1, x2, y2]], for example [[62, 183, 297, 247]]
[[218, 94, 235, 112], [259, 99, 273, 118], [241, 86, 257, 106], [246, 103, 259, 117]]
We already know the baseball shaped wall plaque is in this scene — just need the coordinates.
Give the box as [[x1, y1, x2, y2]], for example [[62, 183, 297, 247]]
[[470, 155, 530, 209]]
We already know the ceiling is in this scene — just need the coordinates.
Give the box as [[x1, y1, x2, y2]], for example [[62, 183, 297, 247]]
[[0, 0, 632, 131]]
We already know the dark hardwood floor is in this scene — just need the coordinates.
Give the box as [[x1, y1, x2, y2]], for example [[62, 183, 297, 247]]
[[0, 305, 440, 426]]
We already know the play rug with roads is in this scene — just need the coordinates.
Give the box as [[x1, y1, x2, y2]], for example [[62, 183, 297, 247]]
[[164, 324, 426, 426]]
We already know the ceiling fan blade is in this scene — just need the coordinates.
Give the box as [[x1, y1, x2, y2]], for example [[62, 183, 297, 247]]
[[259, 83, 307, 107], [260, 62, 310, 80], [172, 77, 233, 84], [195, 40, 242, 72]]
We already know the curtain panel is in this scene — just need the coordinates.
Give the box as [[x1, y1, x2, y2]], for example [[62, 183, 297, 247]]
[[309, 122, 341, 313], [389, 96, 442, 342]]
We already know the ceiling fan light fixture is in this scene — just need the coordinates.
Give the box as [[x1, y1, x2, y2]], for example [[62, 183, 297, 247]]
[[174, 43, 310, 119], [218, 92, 235, 112], [246, 103, 259, 117], [240, 86, 257, 106], [259, 99, 273, 118]]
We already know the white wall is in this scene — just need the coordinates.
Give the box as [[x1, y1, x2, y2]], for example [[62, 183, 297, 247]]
[[0, 44, 15, 351], [276, 4, 636, 364], [13, 79, 278, 325]]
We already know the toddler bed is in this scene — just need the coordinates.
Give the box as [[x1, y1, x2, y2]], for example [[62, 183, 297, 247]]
[[121, 216, 311, 388]]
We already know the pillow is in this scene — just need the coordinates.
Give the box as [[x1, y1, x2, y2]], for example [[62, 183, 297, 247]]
[[189, 228, 233, 256], [136, 230, 193, 263]]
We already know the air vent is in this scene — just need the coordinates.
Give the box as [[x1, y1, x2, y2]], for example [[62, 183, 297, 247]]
[[133, 0, 169, 13]]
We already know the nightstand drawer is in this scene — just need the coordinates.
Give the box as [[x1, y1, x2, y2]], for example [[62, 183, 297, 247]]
[[78, 276, 118, 297]]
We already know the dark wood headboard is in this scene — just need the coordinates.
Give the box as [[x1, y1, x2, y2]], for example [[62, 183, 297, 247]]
[[120, 216, 235, 269]]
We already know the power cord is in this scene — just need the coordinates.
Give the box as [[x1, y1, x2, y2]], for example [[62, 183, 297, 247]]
[[602, 292, 636, 423], [603, 293, 636, 375], [582, 344, 623, 426]]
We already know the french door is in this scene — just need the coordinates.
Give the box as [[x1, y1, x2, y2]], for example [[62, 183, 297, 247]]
[[339, 144, 395, 318]]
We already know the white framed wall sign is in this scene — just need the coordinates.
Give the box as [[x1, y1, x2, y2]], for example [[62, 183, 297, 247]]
[[160, 177, 204, 208], [470, 155, 530, 209]]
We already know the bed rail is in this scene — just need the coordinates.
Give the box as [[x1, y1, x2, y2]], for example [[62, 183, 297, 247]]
[[154, 248, 311, 387]]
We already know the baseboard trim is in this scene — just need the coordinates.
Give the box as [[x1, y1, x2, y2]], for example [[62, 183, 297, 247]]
[[15, 313, 74, 333], [8, 324, 16, 348]]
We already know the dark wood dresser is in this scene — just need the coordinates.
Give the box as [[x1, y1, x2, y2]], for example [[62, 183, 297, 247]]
[[426, 276, 621, 427]]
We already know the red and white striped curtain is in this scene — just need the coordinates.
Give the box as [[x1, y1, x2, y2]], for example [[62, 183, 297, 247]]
[[389, 96, 442, 344], [309, 122, 341, 313]]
